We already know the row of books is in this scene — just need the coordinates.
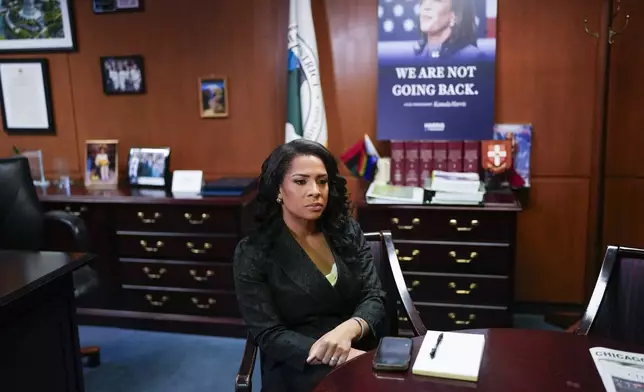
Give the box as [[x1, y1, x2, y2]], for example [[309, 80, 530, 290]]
[[390, 140, 480, 188]]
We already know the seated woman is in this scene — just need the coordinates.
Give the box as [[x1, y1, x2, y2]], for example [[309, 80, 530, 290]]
[[233, 139, 387, 392]]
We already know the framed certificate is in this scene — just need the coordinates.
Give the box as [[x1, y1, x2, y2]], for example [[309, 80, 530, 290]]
[[0, 59, 55, 135]]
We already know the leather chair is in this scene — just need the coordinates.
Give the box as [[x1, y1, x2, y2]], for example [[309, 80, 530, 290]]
[[570, 245, 644, 346], [235, 230, 426, 392], [0, 156, 101, 367]]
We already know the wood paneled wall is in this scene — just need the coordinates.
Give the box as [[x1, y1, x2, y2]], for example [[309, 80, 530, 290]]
[[0, 0, 622, 305]]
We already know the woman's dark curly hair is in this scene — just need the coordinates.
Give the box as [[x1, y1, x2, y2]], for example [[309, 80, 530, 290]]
[[246, 139, 355, 256], [414, 0, 478, 58]]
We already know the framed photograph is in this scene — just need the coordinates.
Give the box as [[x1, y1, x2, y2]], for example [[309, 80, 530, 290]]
[[100, 55, 145, 95], [93, 0, 144, 13], [85, 139, 119, 189], [0, 0, 76, 53], [127, 147, 171, 188], [0, 59, 55, 135], [199, 76, 228, 118]]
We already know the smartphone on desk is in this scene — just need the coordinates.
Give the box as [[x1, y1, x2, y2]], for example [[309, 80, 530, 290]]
[[372, 336, 413, 372]]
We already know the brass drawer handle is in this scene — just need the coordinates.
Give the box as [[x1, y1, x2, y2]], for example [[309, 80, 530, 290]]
[[186, 242, 212, 254], [191, 297, 216, 309], [449, 219, 479, 231], [184, 213, 210, 225], [138, 212, 161, 223], [142, 267, 167, 279], [396, 249, 420, 262], [145, 294, 168, 307], [448, 251, 478, 263], [398, 316, 409, 322], [189, 269, 214, 281], [390, 217, 420, 230], [140, 240, 164, 252], [448, 282, 477, 295], [448, 312, 476, 325], [64, 205, 87, 216], [407, 280, 421, 292]]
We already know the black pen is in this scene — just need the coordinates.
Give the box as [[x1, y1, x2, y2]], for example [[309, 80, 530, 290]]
[[429, 333, 444, 359]]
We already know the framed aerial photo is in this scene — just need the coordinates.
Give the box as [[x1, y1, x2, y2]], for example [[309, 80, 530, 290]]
[[0, 0, 77, 53]]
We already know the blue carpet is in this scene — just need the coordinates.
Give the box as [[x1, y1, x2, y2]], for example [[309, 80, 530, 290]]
[[79, 326, 261, 392], [79, 315, 560, 391]]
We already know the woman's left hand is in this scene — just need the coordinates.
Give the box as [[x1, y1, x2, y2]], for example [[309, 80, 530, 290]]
[[306, 319, 361, 367]]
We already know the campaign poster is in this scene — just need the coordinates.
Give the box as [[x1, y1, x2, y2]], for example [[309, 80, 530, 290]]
[[377, 0, 497, 141]]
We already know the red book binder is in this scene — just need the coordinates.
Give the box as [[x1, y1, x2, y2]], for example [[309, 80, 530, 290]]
[[419, 141, 434, 185], [463, 141, 480, 173], [447, 141, 464, 172], [390, 141, 405, 185], [433, 141, 448, 172], [404, 141, 420, 187]]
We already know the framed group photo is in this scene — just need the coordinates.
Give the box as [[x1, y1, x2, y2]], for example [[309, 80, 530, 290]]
[[199, 76, 228, 118], [93, 0, 144, 13], [85, 139, 119, 189], [127, 147, 171, 188], [100, 55, 146, 95], [0, 58, 55, 135], [0, 0, 76, 53]]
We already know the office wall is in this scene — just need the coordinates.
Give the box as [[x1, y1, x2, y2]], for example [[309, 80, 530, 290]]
[[0, 0, 611, 304]]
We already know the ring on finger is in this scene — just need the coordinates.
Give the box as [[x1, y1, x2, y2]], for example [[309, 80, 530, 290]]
[[331, 357, 338, 362]]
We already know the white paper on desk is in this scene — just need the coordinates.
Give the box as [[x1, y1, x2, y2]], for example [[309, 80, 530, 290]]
[[0, 63, 50, 129], [171, 170, 203, 194], [590, 347, 644, 392]]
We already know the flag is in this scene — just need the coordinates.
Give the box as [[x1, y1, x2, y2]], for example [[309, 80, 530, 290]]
[[285, 0, 328, 146], [340, 135, 380, 182]]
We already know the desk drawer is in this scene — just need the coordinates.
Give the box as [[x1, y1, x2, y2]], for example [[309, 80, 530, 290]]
[[359, 208, 515, 243], [118, 233, 237, 261], [116, 205, 239, 234], [398, 304, 510, 332], [395, 242, 511, 275], [122, 287, 240, 317], [405, 273, 509, 306], [119, 259, 234, 291]]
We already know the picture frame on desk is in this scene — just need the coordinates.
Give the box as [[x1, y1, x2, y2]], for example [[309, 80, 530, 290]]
[[199, 76, 228, 118], [0, 58, 56, 135], [85, 139, 119, 189], [127, 147, 171, 189], [0, 0, 77, 53]]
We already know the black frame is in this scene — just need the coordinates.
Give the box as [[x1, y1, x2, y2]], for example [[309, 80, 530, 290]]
[[0, 59, 56, 135], [93, 0, 144, 14], [100, 55, 146, 95], [0, 0, 77, 54], [127, 147, 172, 189]]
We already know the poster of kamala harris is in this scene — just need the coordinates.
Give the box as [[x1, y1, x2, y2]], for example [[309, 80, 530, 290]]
[[377, 0, 497, 141]]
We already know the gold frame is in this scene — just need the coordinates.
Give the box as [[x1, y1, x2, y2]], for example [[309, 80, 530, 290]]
[[84, 139, 119, 189], [198, 76, 229, 118]]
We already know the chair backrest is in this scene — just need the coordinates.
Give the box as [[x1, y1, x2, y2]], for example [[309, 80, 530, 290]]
[[0, 156, 44, 250], [363, 231, 426, 337], [577, 246, 644, 345]]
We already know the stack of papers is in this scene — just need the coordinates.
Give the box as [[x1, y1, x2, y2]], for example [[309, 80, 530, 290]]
[[425, 170, 484, 205], [412, 330, 486, 382], [365, 182, 425, 205]]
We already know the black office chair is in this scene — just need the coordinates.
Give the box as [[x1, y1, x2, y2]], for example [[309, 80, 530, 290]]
[[0, 156, 101, 367]]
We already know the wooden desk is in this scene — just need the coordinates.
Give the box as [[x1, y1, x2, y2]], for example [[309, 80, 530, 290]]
[[313, 328, 642, 392], [37, 186, 256, 337], [357, 192, 521, 334], [0, 251, 93, 392]]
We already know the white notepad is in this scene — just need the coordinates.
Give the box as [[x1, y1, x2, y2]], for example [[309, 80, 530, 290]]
[[412, 330, 486, 382]]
